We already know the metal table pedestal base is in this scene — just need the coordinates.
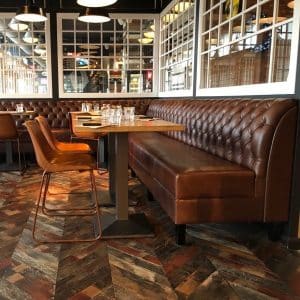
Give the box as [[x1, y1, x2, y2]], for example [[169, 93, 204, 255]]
[[100, 213, 154, 239]]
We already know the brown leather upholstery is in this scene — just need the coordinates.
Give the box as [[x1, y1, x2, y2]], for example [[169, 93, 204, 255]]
[[129, 98, 297, 226], [25, 121, 95, 172], [35, 115, 91, 153], [0, 114, 19, 139], [129, 132, 254, 199], [24, 120, 101, 243]]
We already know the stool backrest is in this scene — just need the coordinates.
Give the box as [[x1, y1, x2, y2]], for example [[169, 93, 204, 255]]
[[24, 120, 55, 170], [35, 116, 58, 151], [0, 114, 18, 140]]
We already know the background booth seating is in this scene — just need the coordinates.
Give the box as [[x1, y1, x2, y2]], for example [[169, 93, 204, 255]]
[[0, 99, 152, 157], [128, 98, 297, 244]]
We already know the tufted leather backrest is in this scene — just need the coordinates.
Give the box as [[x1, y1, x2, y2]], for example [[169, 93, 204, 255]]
[[0, 99, 152, 129], [147, 98, 296, 174], [24, 120, 56, 171], [147, 98, 297, 222]]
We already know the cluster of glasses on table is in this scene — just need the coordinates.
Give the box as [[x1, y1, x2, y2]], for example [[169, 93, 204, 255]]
[[16, 103, 24, 113], [81, 103, 135, 125]]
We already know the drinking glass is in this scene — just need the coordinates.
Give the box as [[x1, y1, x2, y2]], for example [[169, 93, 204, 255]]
[[93, 103, 100, 113], [101, 104, 110, 119], [85, 103, 92, 112], [109, 106, 122, 125], [123, 106, 135, 121], [16, 103, 24, 113]]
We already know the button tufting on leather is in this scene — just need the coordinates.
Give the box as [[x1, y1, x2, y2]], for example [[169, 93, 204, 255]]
[[147, 98, 295, 175]]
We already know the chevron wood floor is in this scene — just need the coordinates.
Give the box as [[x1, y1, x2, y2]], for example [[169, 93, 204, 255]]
[[0, 168, 299, 299]]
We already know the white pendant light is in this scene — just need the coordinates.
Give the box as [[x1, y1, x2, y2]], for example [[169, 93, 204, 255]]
[[162, 13, 178, 24], [144, 31, 155, 39], [77, 0, 118, 7], [8, 18, 28, 31], [138, 38, 153, 44], [34, 44, 47, 55], [15, 1, 47, 23], [23, 30, 39, 43], [78, 8, 110, 23], [174, 1, 191, 13]]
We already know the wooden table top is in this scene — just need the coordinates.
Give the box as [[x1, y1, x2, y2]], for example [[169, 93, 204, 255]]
[[71, 113, 184, 134], [0, 111, 35, 115]]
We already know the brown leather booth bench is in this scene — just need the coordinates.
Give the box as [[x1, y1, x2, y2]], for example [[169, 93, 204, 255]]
[[128, 98, 298, 244]]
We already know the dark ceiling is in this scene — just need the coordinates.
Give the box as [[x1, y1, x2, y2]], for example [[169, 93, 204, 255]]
[[0, 0, 173, 13]]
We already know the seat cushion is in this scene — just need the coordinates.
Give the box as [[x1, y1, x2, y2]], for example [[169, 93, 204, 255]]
[[129, 132, 255, 200]]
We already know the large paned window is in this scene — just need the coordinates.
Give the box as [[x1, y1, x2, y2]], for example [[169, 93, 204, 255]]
[[159, 0, 196, 96], [197, 0, 297, 96], [57, 14, 157, 98], [0, 14, 51, 98]]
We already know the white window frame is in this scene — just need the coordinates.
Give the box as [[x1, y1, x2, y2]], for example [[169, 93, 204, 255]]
[[196, 0, 300, 97], [0, 13, 52, 99], [158, 0, 196, 97], [57, 13, 159, 98]]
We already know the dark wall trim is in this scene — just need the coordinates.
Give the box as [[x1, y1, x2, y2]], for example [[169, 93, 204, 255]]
[[50, 13, 59, 100], [287, 36, 300, 250], [1, 0, 171, 13], [192, 0, 200, 97]]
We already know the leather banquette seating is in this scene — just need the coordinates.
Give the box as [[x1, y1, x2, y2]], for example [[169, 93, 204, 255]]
[[128, 98, 297, 244], [0, 99, 151, 154]]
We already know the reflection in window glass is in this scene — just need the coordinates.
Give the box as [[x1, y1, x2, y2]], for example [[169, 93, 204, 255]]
[[0, 15, 49, 97], [199, 0, 294, 89], [160, 0, 195, 92], [273, 22, 292, 82], [59, 16, 155, 94]]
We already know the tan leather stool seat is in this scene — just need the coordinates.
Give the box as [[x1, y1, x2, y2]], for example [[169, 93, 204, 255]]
[[35, 115, 91, 154]]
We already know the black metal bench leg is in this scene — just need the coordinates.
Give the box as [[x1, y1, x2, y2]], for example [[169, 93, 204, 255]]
[[267, 222, 285, 241], [175, 224, 186, 245], [130, 168, 136, 178], [147, 189, 154, 202]]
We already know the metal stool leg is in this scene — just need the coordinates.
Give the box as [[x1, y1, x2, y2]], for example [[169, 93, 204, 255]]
[[90, 170, 102, 239], [42, 172, 97, 216], [32, 170, 102, 243], [32, 171, 48, 242]]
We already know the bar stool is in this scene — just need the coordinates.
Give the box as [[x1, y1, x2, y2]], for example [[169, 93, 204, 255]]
[[35, 115, 91, 154], [24, 120, 102, 243], [0, 113, 25, 173]]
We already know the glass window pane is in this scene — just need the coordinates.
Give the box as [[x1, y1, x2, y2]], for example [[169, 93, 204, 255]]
[[0, 14, 49, 97], [160, 0, 195, 92], [76, 32, 88, 44], [60, 16, 154, 95], [200, 0, 294, 92], [89, 23, 101, 31], [63, 32, 74, 43], [272, 22, 292, 82], [211, 5, 220, 27], [102, 20, 114, 31], [76, 20, 87, 31], [62, 19, 74, 30], [89, 32, 101, 44]]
